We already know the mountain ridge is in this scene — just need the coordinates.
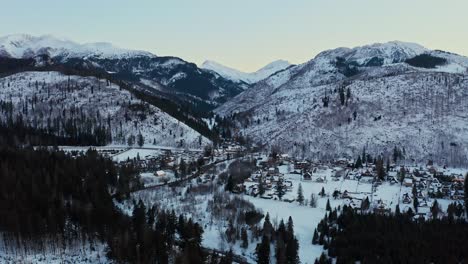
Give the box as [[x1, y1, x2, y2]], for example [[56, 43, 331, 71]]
[[201, 59, 292, 84], [215, 41, 468, 165]]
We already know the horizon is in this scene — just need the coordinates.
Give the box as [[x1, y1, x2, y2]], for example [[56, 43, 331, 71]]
[[1, 0, 467, 72]]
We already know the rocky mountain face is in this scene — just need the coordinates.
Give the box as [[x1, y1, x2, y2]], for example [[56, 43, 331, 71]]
[[216, 41, 468, 165]]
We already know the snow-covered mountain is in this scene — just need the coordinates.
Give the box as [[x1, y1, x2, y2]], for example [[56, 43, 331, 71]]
[[201, 59, 292, 84], [0, 71, 210, 147], [0, 34, 154, 59], [0, 34, 245, 111], [216, 41, 468, 165]]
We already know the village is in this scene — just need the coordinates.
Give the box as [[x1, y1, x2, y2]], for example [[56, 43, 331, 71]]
[[230, 152, 466, 219]]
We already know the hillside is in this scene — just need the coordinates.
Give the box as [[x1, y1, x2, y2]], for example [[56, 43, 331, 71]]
[[216, 41, 468, 165], [0, 71, 210, 147], [0, 34, 245, 113]]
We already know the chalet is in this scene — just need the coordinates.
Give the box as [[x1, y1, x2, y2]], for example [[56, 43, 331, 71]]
[[402, 193, 412, 204], [316, 176, 326, 183], [373, 200, 390, 215], [403, 178, 413, 187], [390, 177, 399, 185], [155, 170, 166, 177], [342, 190, 352, 199], [302, 171, 312, 181], [267, 167, 280, 176], [294, 161, 309, 170]]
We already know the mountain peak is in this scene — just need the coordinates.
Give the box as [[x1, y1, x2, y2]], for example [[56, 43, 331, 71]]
[[201, 59, 291, 84], [315, 40, 428, 66]]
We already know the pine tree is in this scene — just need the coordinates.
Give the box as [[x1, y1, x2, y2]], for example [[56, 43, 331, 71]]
[[256, 235, 270, 264], [286, 236, 299, 264], [297, 183, 304, 205], [263, 213, 274, 238], [355, 156, 362, 168], [465, 173, 468, 216], [310, 193, 317, 208], [431, 200, 440, 220], [275, 178, 286, 200], [127, 134, 135, 146], [361, 197, 370, 211], [319, 187, 326, 197], [413, 196, 419, 213], [225, 175, 234, 192], [339, 87, 345, 106], [275, 237, 287, 264], [241, 228, 248, 249], [326, 199, 331, 211], [137, 132, 144, 147], [312, 228, 319, 244]]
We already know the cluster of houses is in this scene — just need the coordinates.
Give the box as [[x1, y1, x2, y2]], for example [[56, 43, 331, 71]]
[[231, 152, 466, 217]]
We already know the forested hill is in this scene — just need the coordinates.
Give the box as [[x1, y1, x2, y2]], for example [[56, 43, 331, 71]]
[[0, 71, 211, 148]]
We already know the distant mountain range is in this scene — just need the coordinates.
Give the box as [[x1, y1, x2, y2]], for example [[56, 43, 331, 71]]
[[2, 34, 468, 163], [201, 59, 292, 85], [0, 34, 254, 114], [216, 41, 468, 165]]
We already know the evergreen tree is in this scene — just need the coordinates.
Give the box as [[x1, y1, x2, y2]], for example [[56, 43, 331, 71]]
[[256, 235, 270, 264], [275, 178, 286, 200], [326, 199, 331, 211], [465, 173, 468, 216], [431, 200, 440, 220], [225, 175, 234, 192], [339, 87, 345, 106], [312, 228, 319, 244], [263, 213, 274, 239], [137, 132, 144, 147], [241, 228, 249, 249], [355, 156, 362, 168], [413, 196, 419, 213], [319, 187, 326, 197], [310, 193, 317, 208], [361, 197, 370, 211], [275, 237, 287, 264], [297, 183, 304, 205], [127, 134, 135, 146]]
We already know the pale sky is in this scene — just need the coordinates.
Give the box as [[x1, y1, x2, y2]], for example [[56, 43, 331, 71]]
[[1, 0, 467, 72]]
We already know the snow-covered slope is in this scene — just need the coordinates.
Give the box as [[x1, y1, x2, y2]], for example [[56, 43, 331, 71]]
[[0, 34, 246, 110], [216, 41, 468, 165], [201, 59, 292, 84], [0, 71, 210, 147], [0, 34, 154, 59]]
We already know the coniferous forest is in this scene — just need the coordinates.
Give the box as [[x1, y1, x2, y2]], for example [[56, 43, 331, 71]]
[[313, 206, 468, 264], [0, 143, 208, 263]]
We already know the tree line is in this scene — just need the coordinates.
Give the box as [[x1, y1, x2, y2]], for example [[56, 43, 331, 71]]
[[0, 146, 209, 263], [312, 205, 468, 264]]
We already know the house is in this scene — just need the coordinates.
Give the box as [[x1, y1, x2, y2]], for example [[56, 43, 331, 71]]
[[373, 200, 390, 215], [294, 161, 309, 170], [302, 171, 312, 181], [402, 193, 412, 204], [342, 190, 352, 199], [316, 176, 326, 183], [403, 178, 413, 187], [155, 170, 166, 177], [267, 167, 279, 176]]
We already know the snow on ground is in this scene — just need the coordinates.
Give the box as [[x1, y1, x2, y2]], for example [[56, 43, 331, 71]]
[[112, 148, 162, 162], [0, 71, 211, 148], [0, 237, 110, 264], [139, 171, 175, 187]]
